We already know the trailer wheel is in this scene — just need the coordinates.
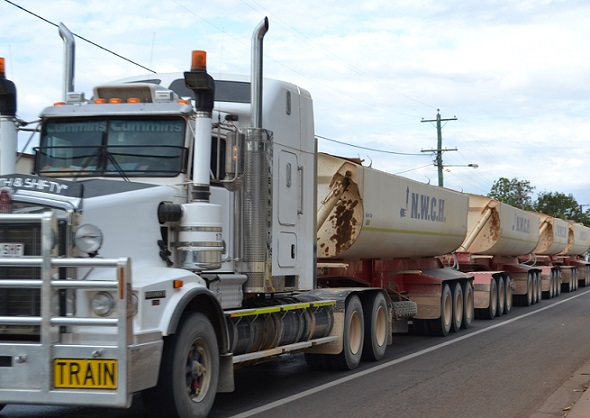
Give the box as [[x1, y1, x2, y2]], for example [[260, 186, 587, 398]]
[[504, 276, 512, 314], [524, 273, 533, 306], [0, 404, 5, 412], [461, 282, 474, 329], [451, 283, 463, 333], [142, 312, 219, 418], [480, 278, 497, 319], [496, 277, 505, 316], [362, 292, 388, 361], [330, 295, 364, 370], [430, 284, 452, 336]]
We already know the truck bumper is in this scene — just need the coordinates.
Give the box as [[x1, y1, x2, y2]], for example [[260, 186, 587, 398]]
[[0, 339, 162, 408]]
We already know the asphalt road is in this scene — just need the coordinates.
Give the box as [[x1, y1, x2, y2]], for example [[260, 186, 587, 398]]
[[3, 288, 590, 418]]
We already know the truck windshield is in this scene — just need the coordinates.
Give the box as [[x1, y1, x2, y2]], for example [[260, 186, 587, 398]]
[[35, 117, 186, 177]]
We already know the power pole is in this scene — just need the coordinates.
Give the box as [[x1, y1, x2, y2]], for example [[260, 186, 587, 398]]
[[421, 109, 457, 187]]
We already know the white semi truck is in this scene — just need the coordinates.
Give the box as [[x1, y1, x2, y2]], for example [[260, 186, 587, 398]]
[[0, 19, 520, 417]]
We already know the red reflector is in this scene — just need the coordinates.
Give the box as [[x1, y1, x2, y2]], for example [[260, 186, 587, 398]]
[[0, 189, 11, 213]]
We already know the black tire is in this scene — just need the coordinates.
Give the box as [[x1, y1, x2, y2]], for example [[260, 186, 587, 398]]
[[461, 282, 474, 329], [431, 284, 452, 336], [504, 276, 512, 314], [330, 295, 364, 370], [142, 313, 219, 418], [544, 271, 554, 299], [0, 404, 5, 412], [304, 353, 331, 370], [524, 274, 533, 306], [480, 278, 497, 319], [451, 282, 463, 333], [496, 277, 505, 316], [362, 292, 388, 361]]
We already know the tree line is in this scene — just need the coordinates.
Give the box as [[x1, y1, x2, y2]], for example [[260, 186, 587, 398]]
[[488, 177, 590, 227]]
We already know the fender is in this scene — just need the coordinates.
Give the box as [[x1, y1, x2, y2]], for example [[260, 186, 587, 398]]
[[163, 283, 229, 354]]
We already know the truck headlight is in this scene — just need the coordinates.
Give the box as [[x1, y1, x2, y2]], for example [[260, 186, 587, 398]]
[[91, 292, 115, 316], [74, 224, 103, 254]]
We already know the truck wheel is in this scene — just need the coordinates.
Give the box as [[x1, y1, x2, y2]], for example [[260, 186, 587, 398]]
[[496, 277, 505, 316], [461, 282, 474, 329], [0, 404, 5, 412], [330, 295, 364, 370], [362, 292, 388, 361], [451, 283, 463, 333], [142, 313, 219, 418], [504, 276, 512, 314]]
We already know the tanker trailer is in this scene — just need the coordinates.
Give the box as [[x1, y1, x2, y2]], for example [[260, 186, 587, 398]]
[[452, 194, 541, 318], [316, 153, 474, 337], [519, 213, 569, 299], [555, 222, 590, 292]]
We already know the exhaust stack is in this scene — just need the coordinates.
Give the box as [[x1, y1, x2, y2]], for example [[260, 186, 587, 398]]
[[58, 22, 75, 101], [251, 17, 268, 128], [236, 18, 279, 292]]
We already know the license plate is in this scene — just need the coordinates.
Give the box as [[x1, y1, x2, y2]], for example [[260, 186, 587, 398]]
[[54, 359, 118, 389], [0, 243, 24, 257]]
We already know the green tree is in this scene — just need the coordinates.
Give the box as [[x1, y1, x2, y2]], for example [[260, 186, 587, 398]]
[[534, 191, 587, 224], [488, 177, 535, 210]]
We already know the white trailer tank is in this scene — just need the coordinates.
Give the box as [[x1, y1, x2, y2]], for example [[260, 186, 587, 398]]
[[459, 194, 540, 256], [532, 213, 569, 255], [316, 153, 469, 259], [560, 222, 590, 256]]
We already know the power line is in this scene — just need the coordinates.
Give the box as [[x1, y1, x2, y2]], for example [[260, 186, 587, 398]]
[[3, 0, 156, 73], [316, 135, 429, 156]]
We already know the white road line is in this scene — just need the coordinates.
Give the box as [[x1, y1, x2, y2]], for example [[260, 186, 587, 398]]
[[229, 289, 590, 418]]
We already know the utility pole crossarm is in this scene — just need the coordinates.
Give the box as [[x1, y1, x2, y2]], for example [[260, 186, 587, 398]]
[[421, 109, 457, 187]]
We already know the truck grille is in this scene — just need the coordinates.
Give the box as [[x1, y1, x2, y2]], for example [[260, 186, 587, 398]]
[[0, 219, 66, 339], [0, 223, 42, 318]]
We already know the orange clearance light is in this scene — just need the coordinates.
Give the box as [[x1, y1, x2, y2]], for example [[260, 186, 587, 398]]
[[94, 98, 107, 104], [191, 50, 207, 71], [0, 57, 5, 77], [127, 97, 141, 103], [177, 99, 190, 105], [109, 98, 122, 104], [53, 102, 66, 106], [173, 280, 184, 289]]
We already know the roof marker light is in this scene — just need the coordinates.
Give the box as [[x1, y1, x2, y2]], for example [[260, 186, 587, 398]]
[[127, 97, 141, 103], [0, 57, 5, 78], [109, 98, 122, 104], [191, 50, 207, 71], [94, 98, 107, 104]]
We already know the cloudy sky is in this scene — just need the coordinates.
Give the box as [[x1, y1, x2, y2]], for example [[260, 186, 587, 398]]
[[1, 0, 590, 204]]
